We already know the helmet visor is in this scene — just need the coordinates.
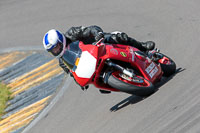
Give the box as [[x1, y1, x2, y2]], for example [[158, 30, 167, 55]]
[[48, 42, 63, 56]]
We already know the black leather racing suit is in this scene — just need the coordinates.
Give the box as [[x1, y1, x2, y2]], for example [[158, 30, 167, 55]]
[[64, 25, 146, 50]]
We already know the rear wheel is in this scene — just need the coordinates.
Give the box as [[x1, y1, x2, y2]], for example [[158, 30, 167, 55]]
[[158, 54, 176, 77], [107, 71, 155, 96]]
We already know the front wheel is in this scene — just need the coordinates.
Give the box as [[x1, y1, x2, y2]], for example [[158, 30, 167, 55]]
[[107, 71, 155, 96]]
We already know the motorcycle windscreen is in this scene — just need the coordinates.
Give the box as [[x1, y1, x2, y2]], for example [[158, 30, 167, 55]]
[[62, 41, 82, 71]]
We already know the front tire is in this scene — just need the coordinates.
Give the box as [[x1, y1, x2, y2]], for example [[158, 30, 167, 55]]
[[107, 71, 155, 96]]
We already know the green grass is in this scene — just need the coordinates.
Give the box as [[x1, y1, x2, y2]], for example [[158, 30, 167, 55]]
[[0, 83, 11, 119]]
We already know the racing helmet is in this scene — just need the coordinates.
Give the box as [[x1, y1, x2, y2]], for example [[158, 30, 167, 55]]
[[43, 29, 66, 57]]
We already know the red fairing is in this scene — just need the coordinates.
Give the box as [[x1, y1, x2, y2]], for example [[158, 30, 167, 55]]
[[72, 42, 99, 87], [69, 40, 164, 92], [104, 44, 130, 62], [72, 72, 92, 87], [79, 41, 99, 58]]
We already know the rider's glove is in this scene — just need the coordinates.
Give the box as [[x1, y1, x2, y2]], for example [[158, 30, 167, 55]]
[[63, 67, 70, 74], [95, 32, 104, 42], [116, 32, 128, 43]]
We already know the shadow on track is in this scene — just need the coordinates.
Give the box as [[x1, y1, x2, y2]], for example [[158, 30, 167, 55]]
[[110, 95, 144, 112], [110, 68, 185, 112]]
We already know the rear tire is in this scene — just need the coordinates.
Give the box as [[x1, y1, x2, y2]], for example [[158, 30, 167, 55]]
[[107, 71, 155, 96], [158, 54, 176, 77]]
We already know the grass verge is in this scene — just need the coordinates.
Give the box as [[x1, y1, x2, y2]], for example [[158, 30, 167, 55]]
[[0, 83, 11, 119]]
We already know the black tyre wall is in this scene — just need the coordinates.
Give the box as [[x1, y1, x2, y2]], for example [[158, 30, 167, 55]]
[[107, 74, 155, 96], [159, 54, 176, 77]]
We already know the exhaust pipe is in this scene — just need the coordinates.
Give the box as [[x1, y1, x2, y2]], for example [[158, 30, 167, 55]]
[[106, 60, 135, 78]]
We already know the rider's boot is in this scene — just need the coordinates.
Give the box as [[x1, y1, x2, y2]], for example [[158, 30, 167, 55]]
[[141, 41, 155, 51], [127, 38, 155, 52]]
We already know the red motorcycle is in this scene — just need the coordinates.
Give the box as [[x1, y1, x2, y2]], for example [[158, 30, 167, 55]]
[[62, 39, 176, 96]]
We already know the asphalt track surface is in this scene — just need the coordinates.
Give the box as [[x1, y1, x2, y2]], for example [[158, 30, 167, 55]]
[[1, 0, 200, 133]]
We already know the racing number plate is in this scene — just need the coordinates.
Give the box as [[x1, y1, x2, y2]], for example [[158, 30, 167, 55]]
[[145, 62, 158, 78]]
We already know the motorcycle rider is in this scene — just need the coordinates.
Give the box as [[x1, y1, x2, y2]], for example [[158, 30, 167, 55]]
[[43, 25, 155, 91]]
